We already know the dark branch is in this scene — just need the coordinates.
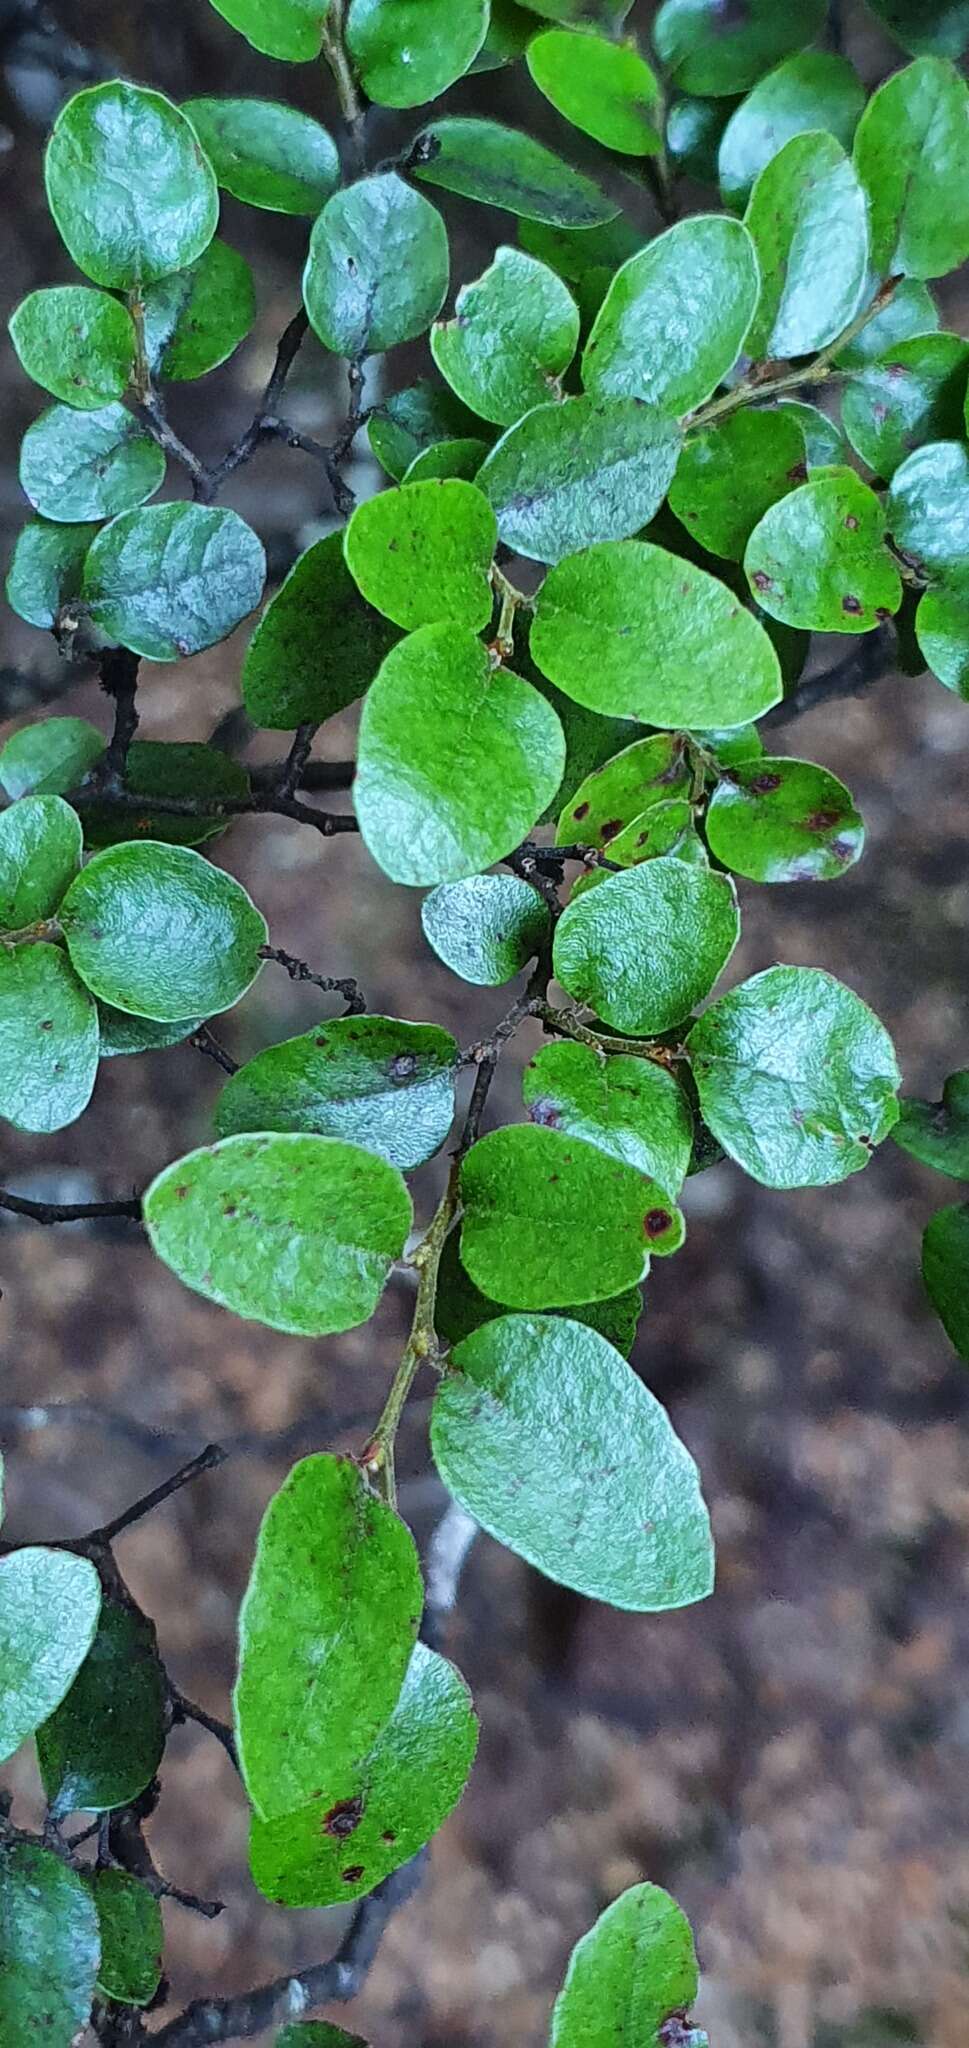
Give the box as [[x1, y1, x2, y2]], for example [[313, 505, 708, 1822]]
[[95, 1445, 227, 1544], [764, 624, 896, 727], [107, 1806, 224, 1922], [0, 1188, 142, 1225], [248, 758, 355, 794], [259, 944, 366, 1015], [274, 722, 319, 800], [73, 785, 358, 839], [189, 1026, 238, 1077], [168, 1689, 239, 1773], [95, 647, 141, 790]]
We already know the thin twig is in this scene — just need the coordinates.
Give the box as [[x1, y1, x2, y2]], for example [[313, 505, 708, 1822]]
[[94, 1445, 227, 1544], [94, 647, 141, 791], [189, 1025, 238, 1077], [107, 1807, 224, 1921], [72, 785, 358, 838], [259, 944, 366, 1015], [274, 722, 319, 800], [0, 1188, 142, 1225], [248, 758, 355, 794], [169, 1689, 239, 1773]]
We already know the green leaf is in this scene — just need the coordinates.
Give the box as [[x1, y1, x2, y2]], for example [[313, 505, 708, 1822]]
[[550, 1882, 703, 2047], [557, 732, 691, 848], [91, 1871, 162, 2009], [776, 399, 847, 468], [421, 873, 549, 985], [303, 173, 449, 357], [666, 94, 734, 184], [744, 133, 869, 359], [434, 1226, 643, 1354], [0, 1548, 100, 1764], [532, 540, 782, 725], [141, 238, 257, 381], [553, 857, 739, 1036], [234, 1453, 423, 1820], [368, 379, 482, 481], [522, 0, 634, 21], [518, 212, 642, 297], [582, 215, 760, 415], [705, 756, 864, 883], [915, 577, 969, 697], [79, 741, 250, 849], [526, 30, 661, 156], [402, 437, 488, 481], [184, 97, 339, 215], [0, 946, 99, 1134], [854, 57, 969, 280], [9, 288, 135, 411], [243, 531, 398, 730], [277, 2029, 368, 2048], [885, 439, 969, 579], [355, 625, 565, 886], [653, 0, 827, 96], [471, 0, 534, 72], [45, 81, 218, 289], [0, 793, 82, 925], [523, 1040, 693, 1194], [744, 472, 902, 632], [433, 1315, 712, 1608], [409, 116, 618, 227], [686, 964, 900, 1188], [347, 0, 488, 107], [60, 840, 267, 1020], [867, 0, 969, 57], [98, 1006, 200, 1058], [208, 0, 327, 59], [569, 801, 701, 882], [144, 1132, 412, 1335], [532, 672, 634, 826], [841, 333, 969, 479], [835, 278, 939, 368], [37, 1601, 166, 1817], [431, 246, 579, 427], [922, 1201, 969, 1358], [892, 1070, 969, 1178], [477, 397, 681, 565], [718, 52, 864, 210], [82, 502, 266, 661], [0, 718, 103, 799], [460, 1125, 683, 1308], [669, 407, 807, 561], [6, 519, 99, 630], [343, 479, 496, 632], [215, 1015, 458, 1170], [0, 1842, 100, 2048], [249, 1642, 477, 1906], [19, 403, 164, 523]]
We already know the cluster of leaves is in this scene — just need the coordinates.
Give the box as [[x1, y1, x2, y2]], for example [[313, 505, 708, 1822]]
[[3, 0, 969, 2037]]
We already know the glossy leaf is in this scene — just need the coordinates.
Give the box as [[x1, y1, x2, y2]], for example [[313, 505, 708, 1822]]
[[532, 540, 782, 726], [705, 756, 864, 883], [403, 437, 488, 481], [653, 0, 826, 97], [434, 1226, 643, 1355], [477, 397, 681, 564], [144, 1132, 412, 1335], [582, 215, 760, 415], [208, 0, 327, 59], [60, 840, 267, 1020], [854, 56, 969, 280], [79, 742, 249, 850], [5, 520, 99, 630], [718, 52, 865, 210], [557, 732, 691, 849], [343, 479, 496, 632], [9, 287, 134, 410], [687, 965, 900, 1188], [893, 1071, 969, 1179], [431, 246, 580, 426], [670, 407, 806, 560], [744, 472, 902, 632], [421, 873, 549, 985], [98, 1007, 200, 1058], [472, 0, 534, 71], [0, 1548, 100, 1764], [19, 403, 164, 523], [570, 800, 699, 881], [303, 173, 449, 356], [524, 1040, 693, 1193], [141, 238, 257, 381], [433, 1315, 712, 1609], [184, 97, 339, 215], [82, 502, 266, 661], [744, 133, 869, 359], [0, 718, 102, 800], [215, 1015, 458, 1170], [526, 30, 662, 156], [885, 440, 969, 579], [347, 0, 488, 107], [867, 0, 969, 56], [835, 277, 939, 368], [45, 81, 218, 288], [554, 857, 739, 1036], [916, 578, 969, 698], [0, 793, 82, 926], [355, 625, 565, 885], [410, 116, 618, 227], [841, 333, 969, 479], [0, 946, 99, 1134], [0, 1842, 100, 2048], [91, 1871, 163, 2008], [37, 1601, 167, 1816], [666, 94, 733, 183], [276, 2030, 368, 2048], [777, 399, 847, 468], [368, 378, 482, 481], [460, 1125, 683, 1309], [922, 1202, 969, 1359], [550, 1882, 703, 2047], [234, 1454, 423, 1820], [243, 531, 398, 729]]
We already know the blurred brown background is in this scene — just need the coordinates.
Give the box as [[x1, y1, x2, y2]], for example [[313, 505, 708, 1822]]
[[1, 4, 968, 2044]]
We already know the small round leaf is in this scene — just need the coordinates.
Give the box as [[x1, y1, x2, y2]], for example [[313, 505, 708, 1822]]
[[669, 407, 807, 561], [346, 0, 489, 108], [410, 116, 618, 227], [523, 1040, 694, 1194], [19, 403, 164, 524], [184, 98, 339, 215], [45, 82, 218, 289], [553, 857, 739, 1036], [60, 840, 267, 1020], [0, 946, 99, 1135], [853, 55, 969, 280], [37, 1601, 167, 1817], [550, 1882, 703, 2047], [0, 1842, 101, 2048], [91, 1872, 162, 2009], [718, 51, 865, 210], [215, 1015, 458, 1170], [141, 239, 257, 381], [303, 173, 449, 357], [527, 29, 662, 156], [841, 333, 969, 480], [82, 502, 266, 661], [0, 793, 83, 926], [582, 214, 760, 415], [343, 479, 496, 632], [744, 472, 902, 632], [6, 521, 99, 630], [243, 531, 398, 730], [9, 288, 135, 410], [705, 756, 864, 883], [421, 873, 549, 985], [0, 718, 103, 800], [0, 1548, 101, 1765], [477, 397, 682, 564], [431, 246, 579, 427]]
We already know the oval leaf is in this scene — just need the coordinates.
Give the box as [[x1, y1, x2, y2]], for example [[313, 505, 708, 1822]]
[[19, 403, 164, 524], [523, 1040, 694, 1194], [6, 520, 100, 631], [743, 132, 869, 359], [841, 332, 969, 480], [303, 173, 449, 357], [0, 1842, 100, 2048], [0, 719, 102, 800], [550, 1882, 703, 2047], [184, 97, 339, 215], [60, 840, 266, 1020], [0, 793, 82, 927], [431, 246, 580, 427], [37, 1601, 166, 1817], [91, 1871, 163, 2009], [215, 1015, 458, 1170], [582, 215, 760, 416], [0, 1549, 101, 1765], [553, 857, 739, 1036], [347, 0, 488, 107], [209, 0, 327, 59], [744, 472, 902, 632], [243, 531, 398, 730], [421, 873, 549, 985], [45, 81, 218, 288], [654, 0, 826, 96], [344, 479, 496, 632], [893, 1071, 969, 1179], [410, 116, 618, 227], [9, 287, 135, 410], [669, 406, 807, 561], [527, 29, 661, 156], [886, 439, 969, 581], [557, 732, 691, 848], [718, 51, 865, 210], [141, 238, 257, 382], [854, 55, 969, 280], [922, 1201, 969, 1359], [82, 502, 266, 662], [0, 946, 99, 1135], [477, 397, 682, 564], [705, 756, 864, 882]]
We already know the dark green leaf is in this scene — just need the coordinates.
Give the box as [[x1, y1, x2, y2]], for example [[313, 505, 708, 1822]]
[[37, 1601, 166, 1817], [421, 873, 549, 985], [744, 472, 902, 632], [471, 0, 533, 72], [60, 840, 267, 1020], [654, 0, 826, 96], [433, 1315, 712, 1608], [208, 0, 327, 59], [853, 56, 969, 280], [431, 246, 579, 426], [686, 964, 900, 1188], [234, 1453, 423, 1820], [410, 116, 618, 227], [582, 215, 759, 414], [922, 1201, 969, 1358], [531, 670, 634, 826], [670, 407, 807, 561], [80, 741, 250, 849], [355, 625, 565, 885], [144, 1132, 412, 1335], [184, 97, 339, 215], [402, 437, 488, 481], [9, 288, 134, 410], [532, 540, 782, 725], [249, 1642, 477, 1906], [705, 755, 864, 882], [666, 94, 734, 183], [841, 333, 969, 478], [303, 173, 449, 356], [0, 946, 99, 1134], [215, 1015, 458, 1170], [0, 794, 82, 926], [553, 857, 739, 1036], [19, 403, 164, 523], [867, 0, 969, 56], [347, 0, 488, 107], [524, 1040, 693, 1193], [557, 732, 691, 848], [718, 52, 864, 210], [550, 1881, 703, 2047], [915, 577, 969, 697], [141, 239, 257, 381], [776, 399, 847, 468], [526, 30, 661, 156], [343, 479, 496, 631], [243, 531, 398, 729], [0, 717, 102, 799], [434, 1226, 643, 1354], [82, 502, 266, 661], [276, 2029, 368, 2048], [892, 1070, 969, 1178], [522, 0, 634, 21], [91, 1871, 162, 2008], [477, 397, 681, 565], [98, 1007, 200, 1058], [0, 1842, 100, 2048], [45, 81, 218, 288], [885, 439, 969, 579], [835, 278, 939, 368], [744, 133, 869, 359], [0, 1548, 100, 1764], [368, 379, 482, 481], [5, 519, 99, 629], [460, 1124, 683, 1308]]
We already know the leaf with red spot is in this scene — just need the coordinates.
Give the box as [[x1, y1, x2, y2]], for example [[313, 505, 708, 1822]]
[[744, 471, 901, 632], [705, 755, 864, 883]]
